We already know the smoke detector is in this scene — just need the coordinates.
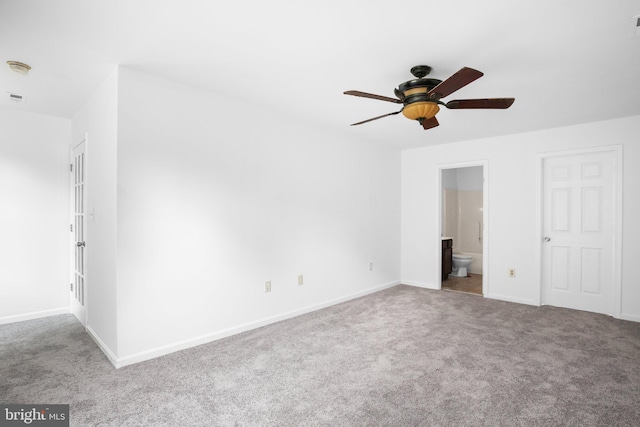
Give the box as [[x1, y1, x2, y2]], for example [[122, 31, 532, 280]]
[[7, 61, 31, 75]]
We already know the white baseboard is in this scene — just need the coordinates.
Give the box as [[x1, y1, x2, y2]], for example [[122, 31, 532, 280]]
[[86, 325, 119, 366], [620, 313, 640, 323], [483, 293, 538, 306], [113, 280, 401, 369], [0, 307, 69, 325], [402, 281, 438, 289]]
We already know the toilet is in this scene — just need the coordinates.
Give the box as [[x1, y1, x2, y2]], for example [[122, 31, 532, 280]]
[[450, 254, 472, 277]]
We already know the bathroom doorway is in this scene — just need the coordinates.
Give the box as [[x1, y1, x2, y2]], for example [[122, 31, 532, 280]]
[[440, 163, 487, 295]]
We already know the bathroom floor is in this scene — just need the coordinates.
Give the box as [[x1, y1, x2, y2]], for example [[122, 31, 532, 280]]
[[442, 273, 483, 295]]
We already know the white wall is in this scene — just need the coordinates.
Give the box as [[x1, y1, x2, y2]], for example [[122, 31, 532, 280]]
[[0, 109, 70, 323], [402, 115, 640, 321], [72, 69, 119, 355], [114, 67, 401, 362]]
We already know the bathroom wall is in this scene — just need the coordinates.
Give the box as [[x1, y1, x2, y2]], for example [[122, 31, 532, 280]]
[[442, 167, 483, 273], [441, 170, 458, 240]]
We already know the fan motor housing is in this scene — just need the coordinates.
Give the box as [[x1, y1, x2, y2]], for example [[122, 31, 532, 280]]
[[398, 78, 442, 104], [398, 78, 441, 93]]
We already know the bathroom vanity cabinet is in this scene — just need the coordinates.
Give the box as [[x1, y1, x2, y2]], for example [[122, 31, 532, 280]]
[[442, 238, 452, 280]]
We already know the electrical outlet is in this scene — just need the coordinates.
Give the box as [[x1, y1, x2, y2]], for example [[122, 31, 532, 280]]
[[265, 281, 271, 292], [508, 269, 516, 277], [298, 275, 303, 286], [369, 262, 374, 271]]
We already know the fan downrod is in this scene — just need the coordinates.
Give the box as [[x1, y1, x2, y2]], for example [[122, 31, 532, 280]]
[[410, 65, 432, 79]]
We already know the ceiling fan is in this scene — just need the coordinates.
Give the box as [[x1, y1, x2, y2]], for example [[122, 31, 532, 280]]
[[344, 65, 515, 130]]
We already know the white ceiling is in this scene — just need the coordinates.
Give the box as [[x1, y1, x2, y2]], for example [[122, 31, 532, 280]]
[[2, 0, 640, 149]]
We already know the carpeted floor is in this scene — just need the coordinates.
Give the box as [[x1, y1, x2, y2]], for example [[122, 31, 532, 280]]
[[1, 285, 639, 426]]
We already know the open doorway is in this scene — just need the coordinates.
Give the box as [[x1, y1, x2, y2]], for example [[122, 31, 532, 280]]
[[440, 164, 487, 295]]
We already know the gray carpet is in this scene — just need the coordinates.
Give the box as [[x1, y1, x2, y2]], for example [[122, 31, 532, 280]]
[[1, 285, 639, 426]]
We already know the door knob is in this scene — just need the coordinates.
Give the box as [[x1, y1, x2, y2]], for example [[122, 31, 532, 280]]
[[76, 241, 85, 247], [544, 237, 551, 242]]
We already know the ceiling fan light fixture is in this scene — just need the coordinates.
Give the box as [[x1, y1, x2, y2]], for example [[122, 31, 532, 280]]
[[7, 61, 31, 75], [402, 101, 440, 121]]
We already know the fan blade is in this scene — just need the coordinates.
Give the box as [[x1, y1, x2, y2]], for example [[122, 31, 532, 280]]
[[344, 90, 402, 104], [427, 67, 484, 99], [446, 98, 515, 109], [422, 116, 439, 130], [350, 110, 402, 126]]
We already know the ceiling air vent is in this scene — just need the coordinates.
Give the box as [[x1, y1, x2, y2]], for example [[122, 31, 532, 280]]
[[7, 92, 23, 102]]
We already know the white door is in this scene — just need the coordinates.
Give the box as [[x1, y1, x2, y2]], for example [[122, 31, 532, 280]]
[[71, 141, 86, 325], [541, 150, 616, 315]]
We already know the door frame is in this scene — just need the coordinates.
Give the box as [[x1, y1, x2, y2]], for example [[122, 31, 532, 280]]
[[437, 160, 489, 295], [536, 145, 623, 318], [70, 134, 88, 326]]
